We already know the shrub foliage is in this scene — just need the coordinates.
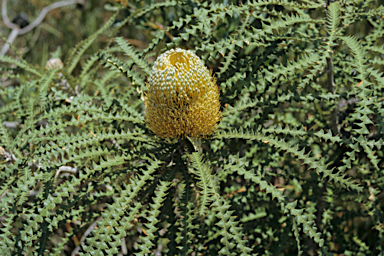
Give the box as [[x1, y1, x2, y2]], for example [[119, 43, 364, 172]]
[[0, 0, 383, 255]]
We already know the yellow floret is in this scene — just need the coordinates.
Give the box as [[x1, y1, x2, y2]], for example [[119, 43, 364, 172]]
[[144, 48, 221, 139]]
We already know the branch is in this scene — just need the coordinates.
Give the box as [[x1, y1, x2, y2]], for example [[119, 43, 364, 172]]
[[71, 216, 102, 256], [1, 0, 18, 29], [20, 0, 85, 35], [54, 166, 78, 179], [1, 0, 85, 55]]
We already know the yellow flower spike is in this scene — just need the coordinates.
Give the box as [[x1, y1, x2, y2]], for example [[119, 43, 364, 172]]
[[144, 48, 221, 139]]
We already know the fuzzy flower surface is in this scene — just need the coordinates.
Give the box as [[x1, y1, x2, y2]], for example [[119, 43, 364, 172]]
[[46, 58, 63, 70], [144, 48, 221, 139]]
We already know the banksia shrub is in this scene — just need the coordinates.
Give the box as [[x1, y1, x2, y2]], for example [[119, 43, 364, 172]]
[[144, 48, 221, 139], [1, 1, 384, 255]]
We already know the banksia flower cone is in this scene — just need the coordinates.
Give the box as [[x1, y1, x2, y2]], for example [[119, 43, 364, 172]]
[[144, 48, 221, 139], [45, 58, 63, 70]]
